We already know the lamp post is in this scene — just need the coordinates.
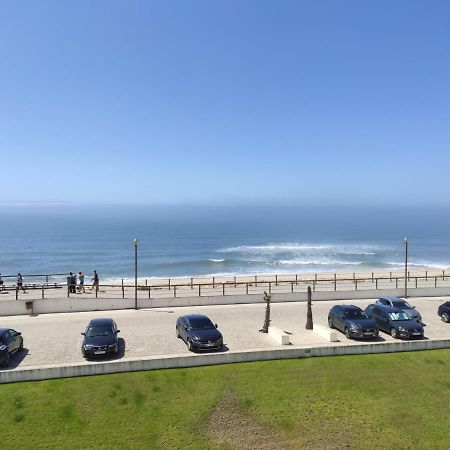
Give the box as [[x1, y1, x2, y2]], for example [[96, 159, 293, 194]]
[[133, 238, 139, 310], [404, 237, 408, 298]]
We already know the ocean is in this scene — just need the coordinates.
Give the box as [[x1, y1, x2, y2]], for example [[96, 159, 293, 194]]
[[1, 205, 450, 283]]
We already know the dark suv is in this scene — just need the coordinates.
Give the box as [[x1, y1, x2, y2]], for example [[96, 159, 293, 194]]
[[81, 318, 120, 358], [365, 304, 424, 339], [438, 301, 450, 323], [328, 305, 379, 339], [0, 328, 23, 366]]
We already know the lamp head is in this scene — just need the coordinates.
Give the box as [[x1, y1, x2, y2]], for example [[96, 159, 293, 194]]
[[133, 238, 139, 246]]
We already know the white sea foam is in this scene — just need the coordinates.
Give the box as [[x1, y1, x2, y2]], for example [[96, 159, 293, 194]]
[[209, 259, 225, 263], [218, 242, 381, 255], [279, 259, 362, 266]]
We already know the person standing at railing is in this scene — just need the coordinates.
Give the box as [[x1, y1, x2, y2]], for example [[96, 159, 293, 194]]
[[68, 272, 77, 293], [16, 273, 26, 293], [90, 270, 99, 293], [0, 273, 4, 292], [78, 272, 85, 293]]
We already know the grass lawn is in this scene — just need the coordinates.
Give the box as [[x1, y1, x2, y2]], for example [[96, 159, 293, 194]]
[[1, 349, 450, 449]]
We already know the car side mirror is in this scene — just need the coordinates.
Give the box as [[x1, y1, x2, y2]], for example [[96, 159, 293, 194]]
[[81, 332, 85, 336], [215, 323, 218, 328], [116, 330, 120, 333], [16, 332, 22, 336]]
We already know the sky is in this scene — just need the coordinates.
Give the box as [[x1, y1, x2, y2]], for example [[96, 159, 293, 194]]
[[1, 0, 449, 207]]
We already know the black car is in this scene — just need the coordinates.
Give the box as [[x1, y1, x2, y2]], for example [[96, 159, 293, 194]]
[[176, 314, 223, 351], [81, 318, 120, 358], [438, 301, 450, 323], [0, 328, 23, 366], [364, 304, 424, 339], [328, 305, 379, 339]]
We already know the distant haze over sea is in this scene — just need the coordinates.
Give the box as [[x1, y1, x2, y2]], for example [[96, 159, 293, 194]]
[[1, 205, 450, 282]]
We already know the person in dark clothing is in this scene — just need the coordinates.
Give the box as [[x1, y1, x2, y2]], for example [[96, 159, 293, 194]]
[[90, 270, 99, 293], [69, 272, 77, 293], [16, 273, 26, 293]]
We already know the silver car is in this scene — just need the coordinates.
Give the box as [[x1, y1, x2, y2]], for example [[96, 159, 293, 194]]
[[376, 296, 422, 322]]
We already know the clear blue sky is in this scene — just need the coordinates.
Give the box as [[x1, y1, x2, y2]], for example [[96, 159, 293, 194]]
[[1, 1, 449, 207]]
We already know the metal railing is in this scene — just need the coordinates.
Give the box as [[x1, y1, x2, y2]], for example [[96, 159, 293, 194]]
[[3, 269, 449, 301]]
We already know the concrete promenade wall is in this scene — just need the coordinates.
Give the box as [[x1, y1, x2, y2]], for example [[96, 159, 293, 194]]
[[1, 286, 450, 317], [2, 337, 450, 384]]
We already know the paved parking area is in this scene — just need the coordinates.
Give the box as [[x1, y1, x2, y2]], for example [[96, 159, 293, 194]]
[[1, 296, 449, 370]]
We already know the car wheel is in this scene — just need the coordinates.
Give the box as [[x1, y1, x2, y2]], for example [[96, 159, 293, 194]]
[[345, 328, 351, 339], [19, 340, 23, 352], [442, 312, 449, 323], [187, 338, 194, 352], [176, 328, 180, 338], [328, 317, 334, 329], [390, 328, 398, 338]]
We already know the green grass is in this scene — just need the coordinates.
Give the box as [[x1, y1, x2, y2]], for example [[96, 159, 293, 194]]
[[1, 350, 450, 449]]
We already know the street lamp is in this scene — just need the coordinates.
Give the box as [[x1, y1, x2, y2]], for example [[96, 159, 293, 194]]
[[133, 238, 139, 310], [404, 237, 408, 298]]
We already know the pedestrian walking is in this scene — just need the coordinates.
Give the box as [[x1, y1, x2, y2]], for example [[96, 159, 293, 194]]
[[0, 273, 4, 292], [78, 272, 85, 293], [90, 270, 99, 293], [16, 273, 26, 293]]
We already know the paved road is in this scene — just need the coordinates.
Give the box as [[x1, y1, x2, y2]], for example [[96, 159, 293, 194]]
[[1, 296, 449, 370]]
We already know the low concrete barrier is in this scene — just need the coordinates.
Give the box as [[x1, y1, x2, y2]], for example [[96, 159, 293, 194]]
[[2, 338, 450, 384], [268, 326, 290, 345], [1, 286, 450, 317], [313, 324, 338, 342]]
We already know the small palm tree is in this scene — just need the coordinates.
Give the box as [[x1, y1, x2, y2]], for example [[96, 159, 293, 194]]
[[260, 291, 272, 333], [305, 286, 313, 330]]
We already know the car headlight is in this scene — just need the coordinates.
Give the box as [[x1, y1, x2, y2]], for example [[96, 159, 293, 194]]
[[84, 344, 93, 349], [0, 344, 7, 352], [108, 344, 117, 348], [191, 336, 200, 341], [398, 327, 406, 331], [349, 324, 360, 330]]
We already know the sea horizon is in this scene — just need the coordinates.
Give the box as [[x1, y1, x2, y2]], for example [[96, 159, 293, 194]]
[[1, 205, 450, 283]]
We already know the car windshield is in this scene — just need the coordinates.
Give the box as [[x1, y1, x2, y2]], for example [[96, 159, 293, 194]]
[[188, 318, 215, 329], [86, 326, 114, 337], [388, 311, 412, 321], [392, 300, 412, 309], [345, 310, 367, 320]]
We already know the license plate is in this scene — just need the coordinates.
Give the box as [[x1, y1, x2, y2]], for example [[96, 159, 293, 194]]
[[94, 350, 106, 354], [412, 332, 422, 336], [363, 332, 373, 336]]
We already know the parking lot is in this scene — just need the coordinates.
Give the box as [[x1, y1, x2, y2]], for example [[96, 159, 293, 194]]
[[1, 296, 449, 370]]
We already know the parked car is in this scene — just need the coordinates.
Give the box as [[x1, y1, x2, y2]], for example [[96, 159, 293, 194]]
[[81, 318, 120, 358], [376, 296, 422, 322], [0, 328, 23, 366], [438, 301, 450, 323], [176, 314, 223, 351], [328, 305, 379, 339], [364, 304, 424, 339]]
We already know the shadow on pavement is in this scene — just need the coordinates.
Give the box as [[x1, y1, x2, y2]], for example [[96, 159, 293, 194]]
[[1, 348, 29, 370]]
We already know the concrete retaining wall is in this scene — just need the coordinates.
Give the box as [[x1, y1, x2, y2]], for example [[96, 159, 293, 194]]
[[2, 286, 450, 317], [2, 338, 450, 384]]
